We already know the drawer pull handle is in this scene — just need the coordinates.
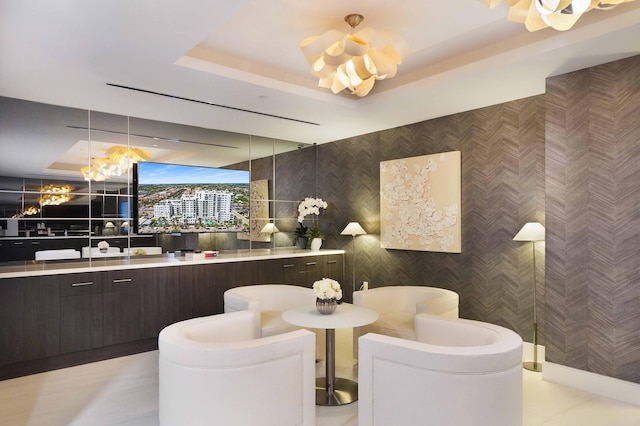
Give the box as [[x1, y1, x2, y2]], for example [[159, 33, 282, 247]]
[[14, 242, 23, 245], [71, 281, 94, 287], [306, 262, 317, 266], [31, 241, 40, 245], [282, 264, 295, 268], [113, 278, 132, 283], [327, 260, 337, 264]]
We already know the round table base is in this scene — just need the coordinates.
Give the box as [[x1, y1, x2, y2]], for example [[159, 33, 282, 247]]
[[315, 377, 359, 406]]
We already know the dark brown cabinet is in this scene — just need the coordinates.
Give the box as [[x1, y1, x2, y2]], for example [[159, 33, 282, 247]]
[[0, 275, 60, 365], [179, 264, 218, 319], [275, 254, 343, 287], [102, 270, 144, 346], [141, 266, 182, 337], [59, 272, 103, 353], [0, 251, 344, 379]]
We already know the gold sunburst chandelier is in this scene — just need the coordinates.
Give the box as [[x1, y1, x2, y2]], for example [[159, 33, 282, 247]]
[[39, 184, 74, 206], [482, 0, 638, 31], [12, 205, 41, 218], [81, 146, 151, 181], [300, 14, 406, 97]]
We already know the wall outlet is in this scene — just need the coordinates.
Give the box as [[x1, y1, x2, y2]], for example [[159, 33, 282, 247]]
[[362, 281, 369, 290]]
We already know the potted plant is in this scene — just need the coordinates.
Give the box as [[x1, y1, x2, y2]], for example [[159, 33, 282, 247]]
[[294, 223, 308, 248], [305, 223, 325, 251], [97, 240, 109, 253], [297, 197, 328, 250]]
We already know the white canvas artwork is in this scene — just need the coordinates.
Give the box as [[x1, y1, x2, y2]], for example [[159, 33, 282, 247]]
[[380, 151, 461, 253], [238, 179, 270, 242]]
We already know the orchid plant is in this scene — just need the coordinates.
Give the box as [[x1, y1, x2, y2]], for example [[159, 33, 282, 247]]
[[297, 197, 328, 223]]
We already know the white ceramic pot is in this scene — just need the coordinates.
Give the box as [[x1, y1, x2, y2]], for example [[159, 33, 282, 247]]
[[310, 238, 323, 251]]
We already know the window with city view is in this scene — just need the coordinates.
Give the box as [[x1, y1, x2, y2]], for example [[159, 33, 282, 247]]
[[135, 162, 250, 234]]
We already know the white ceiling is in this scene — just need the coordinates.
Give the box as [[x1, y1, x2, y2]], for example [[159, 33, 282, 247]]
[[1, 0, 639, 148]]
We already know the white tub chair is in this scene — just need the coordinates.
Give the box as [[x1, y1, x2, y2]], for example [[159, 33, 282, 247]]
[[159, 310, 315, 426], [35, 249, 81, 261], [224, 284, 325, 358], [81, 246, 121, 258], [358, 314, 523, 426], [352, 285, 459, 356], [122, 246, 163, 255]]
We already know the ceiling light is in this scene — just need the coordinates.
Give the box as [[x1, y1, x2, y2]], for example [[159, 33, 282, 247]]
[[300, 14, 406, 97], [81, 146, 151, 181], [39, 184, 74, 206], [481, 0, 637, 31]]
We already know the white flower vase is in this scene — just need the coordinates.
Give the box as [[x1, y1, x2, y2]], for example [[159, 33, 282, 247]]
[[316, 298, 337, 315], [310, 238, 323, 251]]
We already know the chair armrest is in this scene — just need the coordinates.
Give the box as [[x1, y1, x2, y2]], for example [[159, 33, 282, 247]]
[[354, 288, 398, 312]]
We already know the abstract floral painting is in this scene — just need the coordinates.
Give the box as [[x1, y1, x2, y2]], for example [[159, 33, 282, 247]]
[[238, 179, 271, 242], [380, 151, 461, 252]]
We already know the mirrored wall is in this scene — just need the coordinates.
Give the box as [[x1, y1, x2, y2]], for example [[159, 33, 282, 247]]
[[0, 96, 316, 263]]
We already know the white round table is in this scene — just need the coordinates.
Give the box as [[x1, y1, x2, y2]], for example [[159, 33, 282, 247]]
[[283, 303, 378, 406]]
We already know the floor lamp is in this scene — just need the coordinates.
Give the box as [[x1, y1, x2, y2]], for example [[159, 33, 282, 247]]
[[340, 222, 366, 292], [513, 222, 546, 372]]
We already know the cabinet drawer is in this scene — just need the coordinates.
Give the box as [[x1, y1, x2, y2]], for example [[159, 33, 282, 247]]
[[103, 273, 139, 292], [59, 273, 102, 296]]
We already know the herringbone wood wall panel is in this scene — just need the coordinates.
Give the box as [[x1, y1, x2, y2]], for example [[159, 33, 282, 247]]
[[545, 55, 640, 383], [267, 54, 638, 384], [315, 96, 546, 341]]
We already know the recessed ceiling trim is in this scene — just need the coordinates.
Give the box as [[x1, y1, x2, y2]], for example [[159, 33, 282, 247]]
[[66, 126, 239, 150], [106, 83, 320, 126]]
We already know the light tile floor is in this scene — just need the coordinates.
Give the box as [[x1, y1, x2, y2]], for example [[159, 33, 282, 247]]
[[1, 328, 639, 425]]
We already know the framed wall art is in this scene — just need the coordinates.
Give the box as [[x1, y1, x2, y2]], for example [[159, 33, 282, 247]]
[[238, 179, 271, 242], [380, 151, 461, 253]]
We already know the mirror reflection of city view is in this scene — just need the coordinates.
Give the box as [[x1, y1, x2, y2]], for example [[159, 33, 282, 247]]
[[135, 162, 250, 234]]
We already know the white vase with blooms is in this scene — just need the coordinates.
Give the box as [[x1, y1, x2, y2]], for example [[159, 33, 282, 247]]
[[313, 278, 342, 314], [297, 197, 327, 250], [97, 240, 109, 253]]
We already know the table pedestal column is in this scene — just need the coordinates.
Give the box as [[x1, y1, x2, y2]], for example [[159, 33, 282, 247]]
[[315, 328, 359, 406]]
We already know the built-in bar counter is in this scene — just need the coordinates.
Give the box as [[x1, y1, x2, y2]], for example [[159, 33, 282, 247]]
[[0, 248, 345, 380]]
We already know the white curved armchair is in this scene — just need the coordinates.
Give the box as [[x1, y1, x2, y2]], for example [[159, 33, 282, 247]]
[[159, 311, 316, 426], [352, 285, 459, 356], [224, 284, 325, 357], [358, 314, 523, 426], [35, 249, 81, 261]]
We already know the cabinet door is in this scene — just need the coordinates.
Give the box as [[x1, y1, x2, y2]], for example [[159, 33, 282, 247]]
[[141, 266, 182, 338], [102, 270, 143, 346], [323, 255, 344, 282], [59, 272, 103, 353], [303, 256, 324, 284], [0, 275, 60, 365], [179, 265, 218, 320], [279, 257, 304, 285]]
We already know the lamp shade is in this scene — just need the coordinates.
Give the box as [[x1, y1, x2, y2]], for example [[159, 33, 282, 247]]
[[260, 223, 279, 234], [513, 222, 545, 241], [341, 222, 367, 236]]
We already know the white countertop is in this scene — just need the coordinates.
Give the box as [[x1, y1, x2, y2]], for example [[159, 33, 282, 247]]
[[0, 248, 345, 279]]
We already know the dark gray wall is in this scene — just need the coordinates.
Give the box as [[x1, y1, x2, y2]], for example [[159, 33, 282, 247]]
[[545, 55, 640, 383], [314, 96, 546, 342], [298, 54, 639, 384]]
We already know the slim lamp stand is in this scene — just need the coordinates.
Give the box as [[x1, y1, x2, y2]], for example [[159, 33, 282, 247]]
[[350, 235, 356, 289], [340, 222, 366, 295], [513, 222, 545, 373], [523, 240, 542, 372]]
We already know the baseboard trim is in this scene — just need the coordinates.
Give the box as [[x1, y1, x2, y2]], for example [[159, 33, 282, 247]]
[[543, 362, 640, 407]]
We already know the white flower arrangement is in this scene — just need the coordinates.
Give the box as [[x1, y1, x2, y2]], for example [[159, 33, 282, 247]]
[[313, 278, 343, 300], [97, 240, 109, 249], [297, 197, 328, 223]]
